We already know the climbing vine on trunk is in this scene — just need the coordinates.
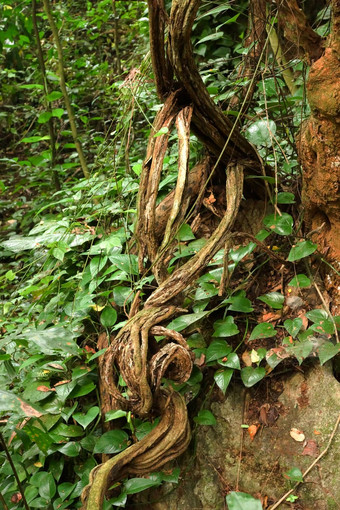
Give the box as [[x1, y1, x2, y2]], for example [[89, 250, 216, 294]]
[[81, 1, 266, 507]]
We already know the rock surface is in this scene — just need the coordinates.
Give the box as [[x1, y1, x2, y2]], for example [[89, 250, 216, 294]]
[[130, 363, 340, 510]]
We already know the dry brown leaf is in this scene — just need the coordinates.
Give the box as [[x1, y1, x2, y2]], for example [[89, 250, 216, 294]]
[[242, 350, 253, 367], [302, 439, 319, 457]]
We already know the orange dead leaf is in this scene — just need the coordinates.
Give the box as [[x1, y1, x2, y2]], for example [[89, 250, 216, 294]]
[[37, 385, 54, 392], [242, 350, 252, 367], [314, 429, 321, 435], [248, 424, 260, 441], [54, 380, 71, 387], [11, 493, 22, 503], [302, 439, 319, 457], [84, 345, 96, 354]]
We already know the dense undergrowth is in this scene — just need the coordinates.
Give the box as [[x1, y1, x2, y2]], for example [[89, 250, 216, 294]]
[[0, 1, 339, 509]]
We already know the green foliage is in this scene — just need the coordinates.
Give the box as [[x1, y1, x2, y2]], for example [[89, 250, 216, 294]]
[[0, 1, 337, 508]]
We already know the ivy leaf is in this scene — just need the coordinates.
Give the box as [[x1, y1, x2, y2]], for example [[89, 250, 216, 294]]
[[214, 368, 234, 394], [166, 311, 208, 333], [284, 318, 303, 338], [124, 477, 161, 495], [263, 213, 293, 236], [285, 467, 303, 482], [288, 240, 317, 262], [286, 340, 313, 365], [194, 410, 216, 425], [241, 367, 266, 388], [206, 339, 232, 362], [73, 407, 99, 429], [0, 390, 42, 417], [257, 292, 284, 309], [218, 353, 240, 370], [226, 491, 263, 509], [225, 295, 253, 313], [213, 317, 240, 337], [38, 111, 52, 124], [249, 323, 277, 341], [93, 430, 129, 454], [318, 342, 340, 365], [288, 274, 311, 288], [100, 306, 118, 327], [175, 224, 196, 241]]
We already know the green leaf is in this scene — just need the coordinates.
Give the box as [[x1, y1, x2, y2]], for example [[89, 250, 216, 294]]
[[166, 311, 208, 333], [194, 409, 216, 425], [249, 323, 277, 341], [124, 477, 161, 495], [109, 254, 139, 275], [94, 430, 129, 454], [31, 472, 56, 500], [100, 306, 118, 327], [58, 442, 81, 457], [73, 406, 99, 428], [285, 467, 303, 482], [258, 292, 284, 309], [276, 192, 295, 204], [53, 247, 65, 261], [306, 309, 334, 334], [175, 224, 196, 241], [286, 340, 313, 364], [305, 309, 328, 322], [38, 111, 52, 124], [318, 342, 340, 365], [288, 274, 311, 288], [153, 126, 169, 137], [58, 482, 75, 501], [108, 492, 127, 507], [52, 108, 64, 118], [197, 5, 230, 19], [226, 491, 263, 510], [46, 90, 63, 101], [5, 269, 16, 281], [213, 316, 240, 337], [218, 352, 240, 370], [105, 409, 127, 421], [241, 367, 266, 387], [0, 390, 42, 417], [195, 282, 218, 300], [196, 31, 224, 45], [69, 381, 96, 398], [246, 119, 276, 147], [214, 368, 234, 394], [24, 424, 53, 453], [263, 213, 293, 236], [287, 240, 317, 262], [224, 294, 253, 313], [21, 135, 50, 143], [26, 326, 80, 356], [206, 339, 232, 362], [284, 318, 303, 338]]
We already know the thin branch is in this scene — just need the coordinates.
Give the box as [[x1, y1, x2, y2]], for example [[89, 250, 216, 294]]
[[0, 432, 30, 510]]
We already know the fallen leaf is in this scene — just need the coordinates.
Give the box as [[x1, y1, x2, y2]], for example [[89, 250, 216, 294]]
[[11, 493, 22, 503], [248, 423, 260, 441], [302, 439, 319, 457], [313, 429, 321, 435], [290, 427, 305, 442], [242, 350, 252, 367]]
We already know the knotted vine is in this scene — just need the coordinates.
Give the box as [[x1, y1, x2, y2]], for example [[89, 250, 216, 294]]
[[81, 1, 264, 508]]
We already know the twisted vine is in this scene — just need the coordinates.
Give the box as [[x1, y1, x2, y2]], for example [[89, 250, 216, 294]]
[[81, 1, 263, 507]]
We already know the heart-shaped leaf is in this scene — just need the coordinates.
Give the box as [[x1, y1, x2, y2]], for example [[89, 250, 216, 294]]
[[214, 368, 234, 394], [284, 318, 303, 338], [258, 292, 284, 309], [318, 342, 340, 365], [218, 352, 240, 370], [249, 323, 277, 341], [288, 240, 317, 262], [213, 317, 240, 337], [73, 406, 99, 429], [93, 429, 129, 454], [263, 213, 293, 236], [241, 367, 266, 387], [206, 339, 232, 362], [194, 409, 216, 425], [288, 274, 311, 288], [226, 491, 263, 509]]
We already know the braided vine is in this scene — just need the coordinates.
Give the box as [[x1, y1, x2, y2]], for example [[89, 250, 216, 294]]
[[81, 1, 263, 507]]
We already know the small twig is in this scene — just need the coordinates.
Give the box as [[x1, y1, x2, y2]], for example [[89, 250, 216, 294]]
[[268, 412, 340, 510], [0, 432, 30, 510]]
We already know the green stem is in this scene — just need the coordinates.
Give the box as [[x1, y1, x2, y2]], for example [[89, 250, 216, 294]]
[[42, 0, 90, 179], [32, 0, 61, 191], [0, 432, 30, 510]]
